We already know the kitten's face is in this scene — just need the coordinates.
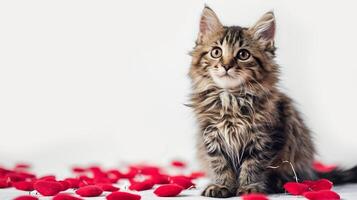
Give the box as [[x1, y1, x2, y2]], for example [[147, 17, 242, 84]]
[[190, 7, 278, 90]]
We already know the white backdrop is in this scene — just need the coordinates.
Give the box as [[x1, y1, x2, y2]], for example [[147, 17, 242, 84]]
[[1, 0, 357, 173]]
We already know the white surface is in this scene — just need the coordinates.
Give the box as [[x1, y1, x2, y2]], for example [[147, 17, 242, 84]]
[[1, 0, 357, 170], [1, 180, 357, 200]]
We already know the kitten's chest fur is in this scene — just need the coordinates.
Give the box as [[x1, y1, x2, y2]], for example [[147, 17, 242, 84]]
[[192, 89, 276, 165]]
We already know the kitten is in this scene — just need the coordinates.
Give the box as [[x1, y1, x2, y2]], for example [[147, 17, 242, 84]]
[[189, 6, 357, 197]]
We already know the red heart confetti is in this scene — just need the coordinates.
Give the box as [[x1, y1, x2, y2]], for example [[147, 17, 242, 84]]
[[75, 185, 103, 197], [149, 174, 170, 184], [106, 191, 141, 200], [33, 180, 63, 196], [53, 193, 84, 200], [72, 167, 87, 173], [169, 176, 195, 189], [171, 160, 187, 168], [129, 179, 155, 191], [303, 190, 340, 200], [38, 175, 56, 181], [303, 179, 333, 191], [13, 181, 34, 191], [13, 195, 38, 200], [189, 171, 205, 179], [313, 161, 337, 173], [283, 182, 309, 195], [96, 183, 119, 192], [14, 163, 31, 170], [63, 178, 80, 188], [0, 177, 11, 188], [154, 184, 184, 197], [242, 193, 269, 200]]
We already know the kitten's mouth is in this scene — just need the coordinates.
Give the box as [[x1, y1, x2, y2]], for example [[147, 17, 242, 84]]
[[219, 73, 234, 78]]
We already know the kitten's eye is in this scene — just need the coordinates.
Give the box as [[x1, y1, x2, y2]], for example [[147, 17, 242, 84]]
[[210, 47, 222, 59], [237, 49, 250, 61]]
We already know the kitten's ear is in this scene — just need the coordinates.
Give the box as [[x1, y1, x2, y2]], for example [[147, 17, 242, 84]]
[[249, 11, 275, 48], [197, 6, 224, 44]]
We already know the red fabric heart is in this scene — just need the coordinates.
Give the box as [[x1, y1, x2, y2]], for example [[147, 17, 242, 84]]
[[72, 167, 86, 173], [129, 179, 154, 191], [14, 163, 31, 170], [303, 190, 340, 200], [154, 184, 184, 197], [313, 161, 337, 173], [121, 167, 138, 179], [8, 172, 36, 182], [149, 174, 170, 184], [75, 185, 103, 197], [283, 182, 309, 195], [242, 193, 269, 200], [303, 179, 333, 191], [38, 175, 56, 181], [0, 177, 11, 188], [106, 191, 141, 200], [106, 169, 123, 183], [13, 195, 38, 200], [13, 181, 34, 191], [189, 171, 205, 179], [63, 178, 80, 188], [169, 176, 195, 189], [53, 193, 84, 200], [132, 165, 161, 176], [96, 183, 119, 192], [170, 160, 186, 168], [33, 180, 62, 196], [58, 180, 71, 191]]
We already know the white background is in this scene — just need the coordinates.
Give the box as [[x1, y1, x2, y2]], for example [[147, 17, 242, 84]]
[[1, 0, 357, 173]]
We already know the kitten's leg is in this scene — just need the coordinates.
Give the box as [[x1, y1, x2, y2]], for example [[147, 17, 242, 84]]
[[237, 157, 271, 195], [201, 155, 238, 198]]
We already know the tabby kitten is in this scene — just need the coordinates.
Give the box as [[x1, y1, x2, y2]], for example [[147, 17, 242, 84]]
[[189, 6, 357, 197]]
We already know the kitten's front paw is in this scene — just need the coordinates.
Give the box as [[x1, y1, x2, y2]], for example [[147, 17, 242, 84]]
[[202, 184, 233, 198], [237, 183, 266, 195]]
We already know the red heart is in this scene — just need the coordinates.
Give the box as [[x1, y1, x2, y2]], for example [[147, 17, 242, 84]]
[[63, 178, 80, 188], [13, 195, 38, 200], [58, 180, 71, 191], [189, 171, 205, 179], [283, 182, 309, 195], [13, 181, 34, 191], [38, 175, 56, 181], [149, 174, 170, 184], [14, 163, 31, 170], [242, 193, 269, 200], [129, 179, 154, 191], [33, 180, 62, 196], [0, 177, 11, 188], [303, 190, 340, 200], [72, 167, 87, 173], [96, 183, 120, 192], [106, 191, 141, 200], [154, 184, 184, 197], [313, 161, 337, 173], [303, 179, 333, 191], [169, 176, 195, 189], [75, 185, 103, 197], [53, 193, 84, 200], [170, 160, 187, 168], [121, 167, 138, 179]]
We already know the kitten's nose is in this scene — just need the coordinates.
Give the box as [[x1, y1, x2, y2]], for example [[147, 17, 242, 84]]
[[223, 65, 233, 71]]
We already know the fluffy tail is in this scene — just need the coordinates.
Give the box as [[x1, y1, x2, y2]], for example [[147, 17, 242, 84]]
[[317, 166, 357, 185]]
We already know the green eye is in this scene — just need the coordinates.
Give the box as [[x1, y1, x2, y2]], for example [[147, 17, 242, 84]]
[[237, 49, 251, 61], [210, 47, 222, 59]]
